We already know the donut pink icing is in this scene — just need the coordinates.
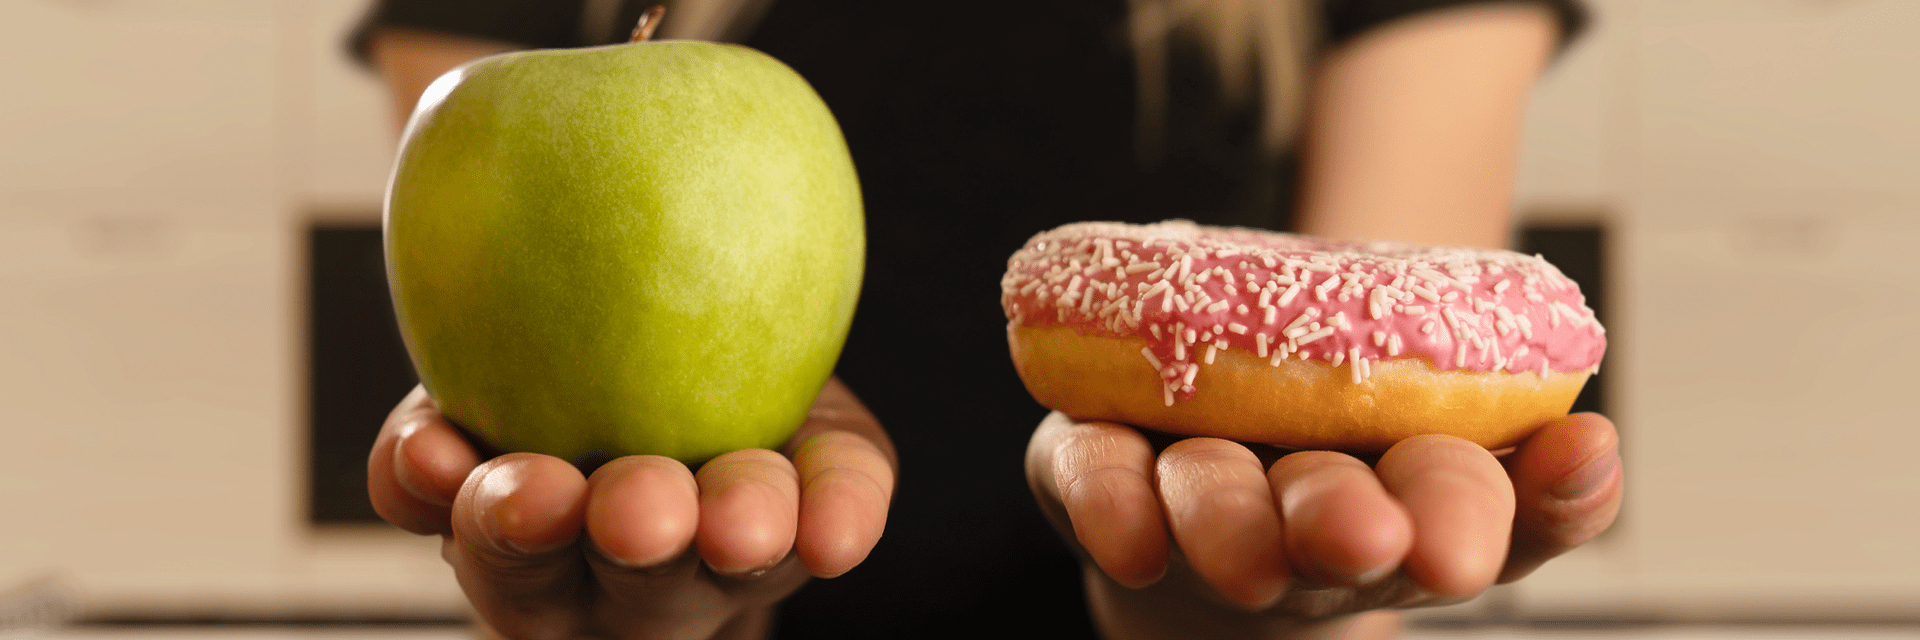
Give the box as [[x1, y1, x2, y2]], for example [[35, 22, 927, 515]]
[[1000, 221, 1605, 406]]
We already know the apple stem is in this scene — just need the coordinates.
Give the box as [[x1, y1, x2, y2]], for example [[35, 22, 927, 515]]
[[630, 5, 667, 42]]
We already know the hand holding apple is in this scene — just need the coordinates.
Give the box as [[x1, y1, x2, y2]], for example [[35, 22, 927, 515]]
[[384, 16, 864, 464], [369, 379, 896, 639]]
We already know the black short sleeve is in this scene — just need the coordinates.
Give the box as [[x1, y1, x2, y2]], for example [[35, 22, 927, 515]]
[[346, 0, 589, 64], [1323, 0, 1587, 49], [348, 0, 1588, 67]]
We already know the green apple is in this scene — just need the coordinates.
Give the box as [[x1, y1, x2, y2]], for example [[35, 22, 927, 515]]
[[383, 37, 863, 464]]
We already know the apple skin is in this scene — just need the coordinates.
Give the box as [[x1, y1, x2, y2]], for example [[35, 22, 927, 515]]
[[384, 41, 864, 464]]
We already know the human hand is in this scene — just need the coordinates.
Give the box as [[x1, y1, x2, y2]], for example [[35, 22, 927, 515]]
[[368, 378, 896, 640], [1025, 411, 1621, 639]]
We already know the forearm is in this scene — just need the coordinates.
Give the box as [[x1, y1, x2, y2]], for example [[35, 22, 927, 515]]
[[1085, 567, 1403, 640], [1293, 4, 1558, 249]]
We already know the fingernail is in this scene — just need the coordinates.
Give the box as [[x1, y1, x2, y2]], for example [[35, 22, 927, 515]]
[[468, 467, 520, 555], [470, 465, 559, 557], [704, 553, 789, 579], [392, 424, 452, 508], [1551, 449, 1619, 500], [1352, 565, 1395, 587]]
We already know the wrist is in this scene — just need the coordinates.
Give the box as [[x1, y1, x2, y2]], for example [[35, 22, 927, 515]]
[[1083, 566, 1404, 640]]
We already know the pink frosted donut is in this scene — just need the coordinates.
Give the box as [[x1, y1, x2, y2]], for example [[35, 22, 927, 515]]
[[1000, 220, 1606, 451]]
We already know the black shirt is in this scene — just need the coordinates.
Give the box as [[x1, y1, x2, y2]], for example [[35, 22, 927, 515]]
[[352, 2, 1584, 636]]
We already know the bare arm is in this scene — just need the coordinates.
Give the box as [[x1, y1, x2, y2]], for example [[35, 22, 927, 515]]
[[1295, 4, 1559, 248]]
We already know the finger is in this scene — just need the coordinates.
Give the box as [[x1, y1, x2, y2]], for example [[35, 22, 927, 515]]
[[694, 449, 801, 576], [1035, 412, 1168, 589], [446, 453, 590, 640], [585, 455, 700, 568], [787, 377, 897, 473], [1375, 435, 1515, 601], [368, 386, 478, 536], [1156, 438, 1289, 610], [1500, 413, 1623, 583], [792, 429, 895, 578], [582, 456, 779, 640], [1268, 450, 1413, 587]]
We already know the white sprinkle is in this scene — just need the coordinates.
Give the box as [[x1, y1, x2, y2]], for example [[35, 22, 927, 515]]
[[1185, 328, 1198, 344], [1204, 345, 1217, 364], [1263, 305, 1278, 325], [1285, 308, 1321, 332], [1388, 333, 1403, 356], [1372, 331, 1387, 347], [1296, 326, 1336, 345], [1150, 323, 1162, 340], [1410, 284, 1440, 303], [1184, 362, 1200, 385], [1330, 350, 1346, 367], [1456, 340, 1468, 368], [1348, 347, 1362, 383], [1314, 277, 1339, 302], [1402, 305, 1426, 315], [1143, 278, 1171, 299], [1421, 320, 1436, 334], [1236, 304, 1250, 316], [1141, 347, 1163, 371], [1206, 300, 1230, 314], [1228, 323, 1249, 335], [1277, 282, 1302, 307], [1257, 333, 1269, 357], [1164, 385, 1175, 406], [1174, 339, 1186, 362]]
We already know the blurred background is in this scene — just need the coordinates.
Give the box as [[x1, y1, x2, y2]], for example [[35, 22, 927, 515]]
[[1, 0, 1916, 637]]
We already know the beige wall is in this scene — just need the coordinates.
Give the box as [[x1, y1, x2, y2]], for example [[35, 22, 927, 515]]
[[0, 0, 1914, 621], [1503, 0, 1920, 620], [0, 0, 458, 619]]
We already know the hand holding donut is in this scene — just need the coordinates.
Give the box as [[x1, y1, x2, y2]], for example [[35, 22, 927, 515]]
[[1008, 221, 1620, 636], [366, 379, 896, 640], [1025, 411, 1622, 637]]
